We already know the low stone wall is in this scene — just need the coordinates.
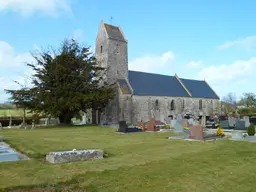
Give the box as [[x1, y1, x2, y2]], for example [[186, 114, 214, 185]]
[[46, 149, 104, 164]]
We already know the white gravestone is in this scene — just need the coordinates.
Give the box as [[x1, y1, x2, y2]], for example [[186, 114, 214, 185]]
[[243, 116, 250, 128]]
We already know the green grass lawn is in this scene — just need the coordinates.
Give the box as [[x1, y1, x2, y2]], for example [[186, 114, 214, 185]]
[[0, 109, 33, 117], [1, 126, 256, 192]]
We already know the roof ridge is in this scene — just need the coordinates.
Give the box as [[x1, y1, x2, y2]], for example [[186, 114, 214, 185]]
[[175, 74, 192, 97], [128, 70, 175, 78]]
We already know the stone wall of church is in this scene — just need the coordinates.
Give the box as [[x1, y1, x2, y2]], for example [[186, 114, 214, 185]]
[[117, 94, 220, 124], [107, 39, 128, 82]]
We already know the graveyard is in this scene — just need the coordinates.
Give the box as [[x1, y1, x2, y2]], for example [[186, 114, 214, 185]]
[[1, 125, 256, 192]]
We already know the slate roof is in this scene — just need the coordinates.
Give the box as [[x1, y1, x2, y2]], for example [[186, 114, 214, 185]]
[[179, 78, 220, 99], [104, 23, 125, 42], [128, 70, 190, 97], [127, 70, 219, 99]]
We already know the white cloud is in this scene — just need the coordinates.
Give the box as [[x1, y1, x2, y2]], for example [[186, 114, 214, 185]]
[[0, 41, 33, 69], [219, 35, 256, 50], [0, 41, 34, 102], [129, 51, 175, 73], [72, 29, 84, 42], [0, 0, 71, 17], [197, 57, 256, 86], [185, 60, 203, 69]]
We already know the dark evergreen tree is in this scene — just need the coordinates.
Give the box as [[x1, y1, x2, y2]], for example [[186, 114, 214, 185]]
[[5, 39, 116, 124]]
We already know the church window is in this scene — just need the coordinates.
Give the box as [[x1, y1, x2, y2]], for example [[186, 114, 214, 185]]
[[116, 44, 120, 53], [182, 99, 185, 110], [155, 99, 159, 110], [199, 100, 203, 110], [100, 45, 103, 53], [170, 100, 175, 110]]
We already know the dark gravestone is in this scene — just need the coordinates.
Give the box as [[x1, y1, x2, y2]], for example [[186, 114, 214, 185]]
[[234, 120, 246, 130], [118, 121, 128, 132], [118, 121, 142, 133], [219, 120, 230, 129], [250, 117, 256, 125]]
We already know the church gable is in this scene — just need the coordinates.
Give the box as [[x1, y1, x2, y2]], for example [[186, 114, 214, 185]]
[[104, 23, 126, 42], [179, 78, 220, 99]]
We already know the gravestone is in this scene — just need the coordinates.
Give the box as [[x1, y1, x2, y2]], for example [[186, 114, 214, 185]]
[[147, 119, 156, 131], [188, 125, 203, 140], [177, 114, 183, 122], [0, 123, 2, 130], [250, 116, 256, 125], [234, 120, 246, 130], [243, 116, 250, 128], [118, 121, 128, 132], [231, 131, 244, 140], [46, 149, 104, 164], [173, 122, 184, 133], [0, 145, 19, 162], [171, 119, 177, 127], [181, 119, 188, 128], [220, 120, 229, 129], [228, 117, 235, 128], [188, 118, 194, 126]]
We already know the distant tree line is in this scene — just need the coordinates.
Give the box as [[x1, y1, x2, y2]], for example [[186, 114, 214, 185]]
[[222, 92, 256, 114]]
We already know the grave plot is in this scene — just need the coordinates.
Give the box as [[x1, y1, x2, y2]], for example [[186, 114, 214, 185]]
[[0, 142, 30, 162], [46, 149, 104, 164]]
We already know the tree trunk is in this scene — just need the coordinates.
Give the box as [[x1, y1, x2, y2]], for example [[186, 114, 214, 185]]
[[59, 112, 73, 125]]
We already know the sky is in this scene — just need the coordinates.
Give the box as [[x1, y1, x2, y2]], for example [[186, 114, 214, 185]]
[[0, 0, 256, 103]]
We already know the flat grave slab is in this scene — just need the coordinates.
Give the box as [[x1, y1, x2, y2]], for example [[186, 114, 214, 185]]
[[46, 149, 104, 164], [0, 145, 19, 162]]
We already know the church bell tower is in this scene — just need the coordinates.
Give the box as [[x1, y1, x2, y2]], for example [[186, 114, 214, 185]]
[[95, 20, 128, 84]]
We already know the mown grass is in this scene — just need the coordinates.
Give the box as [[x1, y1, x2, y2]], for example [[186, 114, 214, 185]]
[[0, 109, 33, 117], [1, 126, 256, 191]]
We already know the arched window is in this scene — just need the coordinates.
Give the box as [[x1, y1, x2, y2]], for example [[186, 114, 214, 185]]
[[182, 99, 185, 110], [100, 45, 103, 53], [170, 100, 175, 110], [199, 100, 203, 110], [155, 99, 159, 110], [116, 44, 119, 53]]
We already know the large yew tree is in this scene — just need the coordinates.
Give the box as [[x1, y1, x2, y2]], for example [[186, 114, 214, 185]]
[[6, 39, 116, 124]]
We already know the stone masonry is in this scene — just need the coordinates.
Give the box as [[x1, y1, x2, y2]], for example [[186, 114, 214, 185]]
[[95, 21, 221, 125]]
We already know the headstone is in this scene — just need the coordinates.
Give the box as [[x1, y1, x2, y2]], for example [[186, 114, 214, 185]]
[[0, 123, 2, 130], [82, 112, 87, 124], [171, 119, 177, 127], [188, 118, 194, 125], [46, 149, 104, 164], [173, 122, 184, 133], [243, 116, 250, 128], [0, 145, 19, 162], [219, 120, 229, 129], [177, 114, 183, 122], [231, 131, 244, 140], [181, 119, 188, 128], [188, 125, 203, 140], [118, 121, 128, 132], [228, 117, 235, 127], [234, 120, 246, 130], [147, 119, 156, 131]]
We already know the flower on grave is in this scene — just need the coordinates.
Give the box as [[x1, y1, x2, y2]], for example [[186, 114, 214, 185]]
[[216, 125, 224, 136]]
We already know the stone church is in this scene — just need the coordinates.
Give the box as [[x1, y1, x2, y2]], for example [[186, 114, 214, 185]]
[[93, 20, 220, 125]]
